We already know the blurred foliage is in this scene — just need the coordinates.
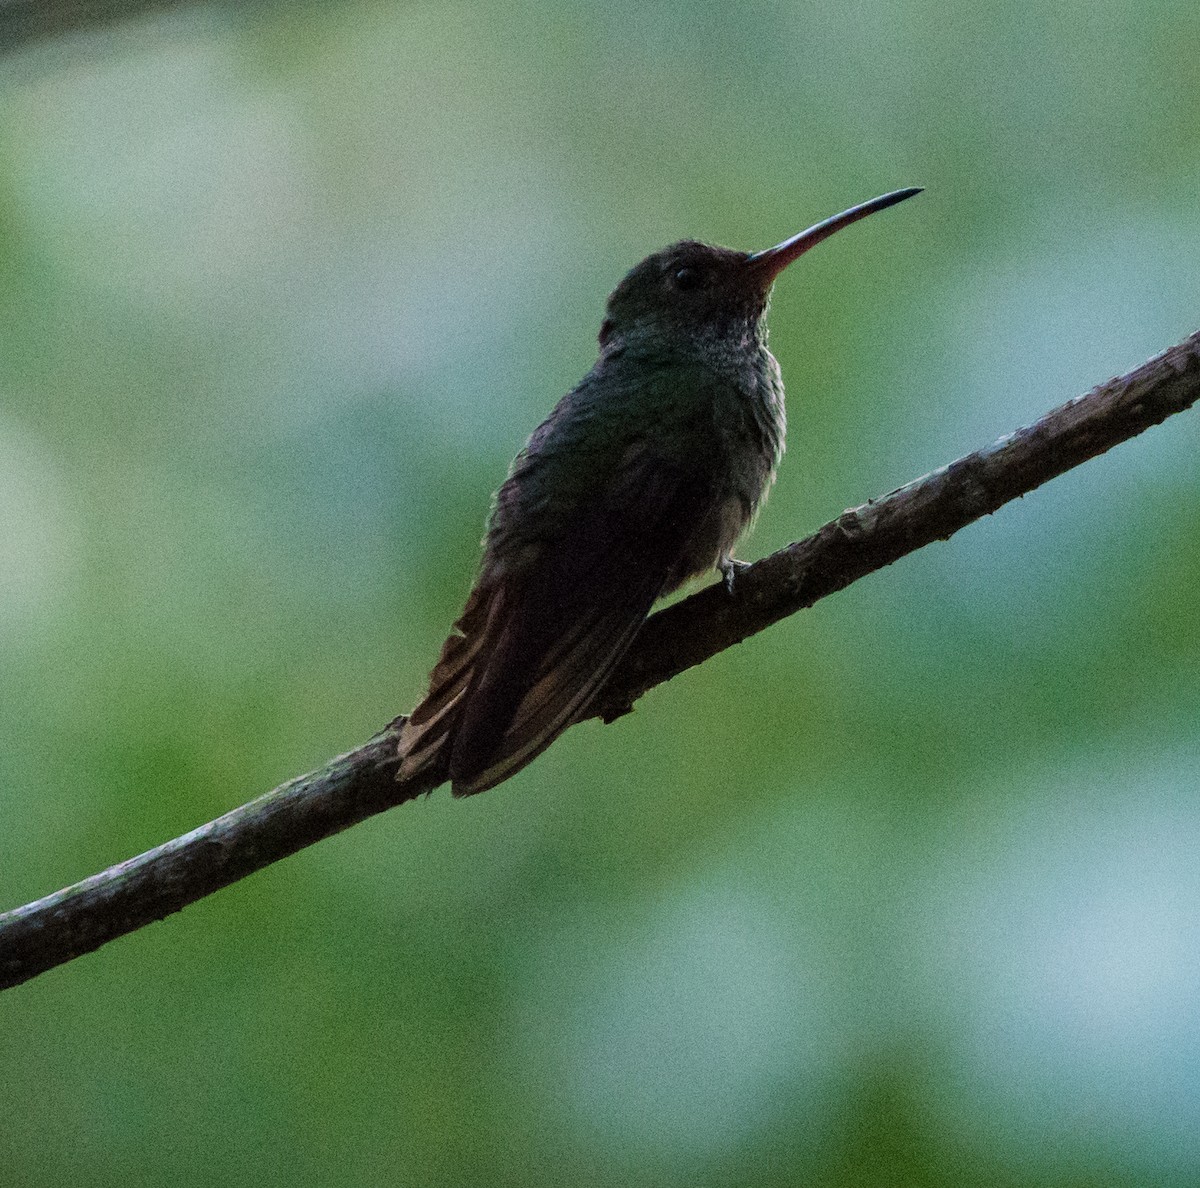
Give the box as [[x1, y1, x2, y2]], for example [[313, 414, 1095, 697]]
[[2, 1, 1200, 1184]]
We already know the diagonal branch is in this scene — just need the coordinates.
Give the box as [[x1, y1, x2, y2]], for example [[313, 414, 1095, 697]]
[[3, 328, 1198, 991]]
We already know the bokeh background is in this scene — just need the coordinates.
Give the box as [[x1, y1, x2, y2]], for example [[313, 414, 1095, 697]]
[[3, 1, 1200, 1184]]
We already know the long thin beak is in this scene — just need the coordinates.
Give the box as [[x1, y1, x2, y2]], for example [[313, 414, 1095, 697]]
[[746, 187, 922, 284]]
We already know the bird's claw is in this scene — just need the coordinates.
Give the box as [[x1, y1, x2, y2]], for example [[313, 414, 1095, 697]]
[[720, 557, 751, 595]]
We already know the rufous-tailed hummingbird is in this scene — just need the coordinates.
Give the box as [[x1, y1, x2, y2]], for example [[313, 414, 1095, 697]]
[[400, 187, 921, 795]]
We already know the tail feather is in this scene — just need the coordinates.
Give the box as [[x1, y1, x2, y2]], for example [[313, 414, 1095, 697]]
[[397, 584, 500, 784]]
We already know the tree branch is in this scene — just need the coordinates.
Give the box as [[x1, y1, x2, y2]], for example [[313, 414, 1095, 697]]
[[3, 329, 1198, 991]]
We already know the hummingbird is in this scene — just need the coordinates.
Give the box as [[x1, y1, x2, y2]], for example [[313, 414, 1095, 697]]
[[399, 187, 921, 796]]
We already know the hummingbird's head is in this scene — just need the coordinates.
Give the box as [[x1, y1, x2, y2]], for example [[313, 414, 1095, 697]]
[[600, 241, 768, 351], [598, 188, 923, 354]]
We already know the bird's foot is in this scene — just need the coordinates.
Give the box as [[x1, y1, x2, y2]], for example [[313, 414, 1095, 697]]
[[719, 557, 751, 595]]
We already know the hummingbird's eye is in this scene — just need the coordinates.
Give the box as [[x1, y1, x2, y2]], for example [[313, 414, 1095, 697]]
[[673, 266, 702, 291]]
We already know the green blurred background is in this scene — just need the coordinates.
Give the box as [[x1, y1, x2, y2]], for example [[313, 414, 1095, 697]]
[[2, 1, 1199, 1184]]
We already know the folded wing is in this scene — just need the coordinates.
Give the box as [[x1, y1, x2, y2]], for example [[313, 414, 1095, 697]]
[[399, 442, 717, 795]]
